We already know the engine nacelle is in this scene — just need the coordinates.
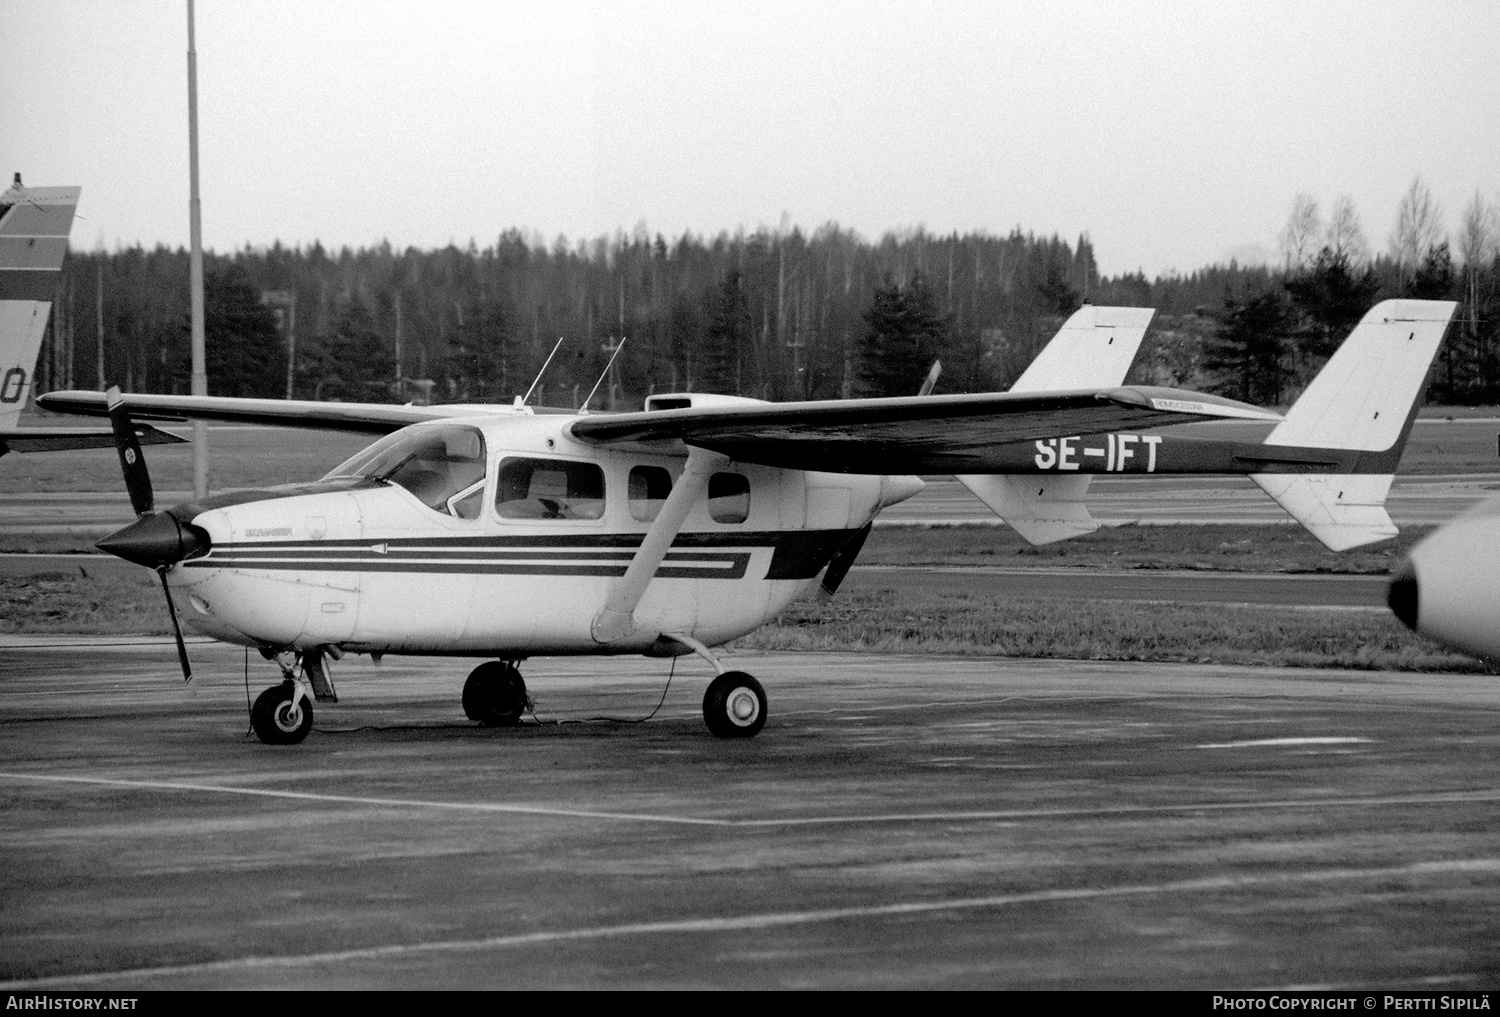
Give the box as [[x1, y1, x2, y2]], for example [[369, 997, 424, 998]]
[[1389, 497, 1500, 659]]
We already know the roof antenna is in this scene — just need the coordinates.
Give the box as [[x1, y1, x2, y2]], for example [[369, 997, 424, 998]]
[[917, 360, 942, 397], [579, 336, 626, 414], [515, 335, 566, 410]]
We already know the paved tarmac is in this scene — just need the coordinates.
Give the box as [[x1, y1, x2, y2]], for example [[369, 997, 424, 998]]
[[2, 643, 1499, 989]]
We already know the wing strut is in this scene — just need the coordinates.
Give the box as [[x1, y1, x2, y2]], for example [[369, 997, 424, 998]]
[[591, 445, 730, 643]]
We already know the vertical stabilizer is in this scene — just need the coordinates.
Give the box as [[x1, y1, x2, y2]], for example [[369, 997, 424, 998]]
[[1250, 299, 1456, 550], [958, 305, 1154, 544], [1008, 305, 1155, 393], [0, 179, 81, 430]]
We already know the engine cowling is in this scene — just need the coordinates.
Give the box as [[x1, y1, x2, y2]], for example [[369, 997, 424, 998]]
[[1388, 500, 1500, 660]]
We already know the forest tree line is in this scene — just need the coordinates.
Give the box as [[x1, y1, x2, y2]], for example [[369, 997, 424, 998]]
[[30, 176, 1500, 411]]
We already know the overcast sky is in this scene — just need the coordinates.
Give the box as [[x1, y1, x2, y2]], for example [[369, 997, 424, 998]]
[[3, 0, 1496, 277]]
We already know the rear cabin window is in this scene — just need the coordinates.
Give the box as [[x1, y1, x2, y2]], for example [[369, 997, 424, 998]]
[[324, 424, 487, 519], [496, 457, 605, 520], [628, 465, 673, 521], [708, 472, 750, 524]]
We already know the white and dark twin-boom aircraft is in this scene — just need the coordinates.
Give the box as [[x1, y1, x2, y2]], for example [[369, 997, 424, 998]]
[[39, 298, 1456, 745]]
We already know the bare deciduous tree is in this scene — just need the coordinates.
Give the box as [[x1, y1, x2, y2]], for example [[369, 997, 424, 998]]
[[1324, 195, 1370, 264], [1389, 176, 1446, 286], [1456, 192, 1499, 373], [1457, 191, 1499, 269], [1278, 193, 1322, 271]]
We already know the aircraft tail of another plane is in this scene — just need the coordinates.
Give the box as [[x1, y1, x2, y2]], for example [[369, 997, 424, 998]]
[[0, 177, 81, 431], [1249, 298, 1457, 551], [958, 305, 1155, 544]]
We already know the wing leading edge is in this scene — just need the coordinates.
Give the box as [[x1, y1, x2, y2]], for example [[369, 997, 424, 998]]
[[35, 391, 497, 434], [568, 386, 1281, 474]]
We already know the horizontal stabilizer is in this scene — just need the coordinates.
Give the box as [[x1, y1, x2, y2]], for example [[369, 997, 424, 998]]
[[957, 474, 1099, 545], [1250, 473, 1396, 551]]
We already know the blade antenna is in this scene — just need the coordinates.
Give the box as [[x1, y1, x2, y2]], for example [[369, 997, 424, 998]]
[[520, 336, 566, 407], [917, 360, 942, 397], [580, 336, 626, 413]]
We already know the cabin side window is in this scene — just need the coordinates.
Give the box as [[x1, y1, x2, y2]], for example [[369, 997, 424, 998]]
[[708, 472, 750, 524], [628, 465, 673, 522], [496, 457, 606, 520]]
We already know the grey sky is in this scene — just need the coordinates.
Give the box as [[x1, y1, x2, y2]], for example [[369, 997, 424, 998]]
[[3, 0, 1496, 277]]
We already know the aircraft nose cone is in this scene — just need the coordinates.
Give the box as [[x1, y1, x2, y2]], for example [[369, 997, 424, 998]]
[[97, 511, 211, 569], [1387, 558, 1419, 631]]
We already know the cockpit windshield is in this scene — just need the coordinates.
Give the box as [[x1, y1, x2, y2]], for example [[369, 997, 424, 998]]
[[324, 424, 488, 518]]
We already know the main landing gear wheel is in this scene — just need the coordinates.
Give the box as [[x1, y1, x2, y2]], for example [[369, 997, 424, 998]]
[[702, 671, 766, 739], [251, 681, 313, 745], [463, 661, 528, 726]]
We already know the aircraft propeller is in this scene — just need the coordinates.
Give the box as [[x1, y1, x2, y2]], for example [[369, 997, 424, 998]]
[[96, 387, 207, 684]]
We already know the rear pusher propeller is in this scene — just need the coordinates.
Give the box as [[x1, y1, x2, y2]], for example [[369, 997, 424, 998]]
[[97, 387, 208, 685]]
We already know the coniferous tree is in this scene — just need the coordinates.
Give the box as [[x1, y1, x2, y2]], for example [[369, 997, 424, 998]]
[[858, 273, 948, 397], [450, 302, 515, 400], [304, 301, 395, 402], [1410, 241, 1455, 300], [1037, 260, 1082, 316], [1284, 246, 1382, 365], [701, 271, 751, 394], [1204, 288, 1296, 406], [199, 264, 284, 398]]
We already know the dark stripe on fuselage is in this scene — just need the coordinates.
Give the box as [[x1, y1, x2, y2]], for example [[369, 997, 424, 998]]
[[190, 534, 858, 582], [182, 528, 860, 581], [183, 551, 752, 580], [215, 549, 642, 562]]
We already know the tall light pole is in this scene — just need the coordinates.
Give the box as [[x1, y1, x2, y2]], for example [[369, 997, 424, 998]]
[[187, 0, 208, 499]]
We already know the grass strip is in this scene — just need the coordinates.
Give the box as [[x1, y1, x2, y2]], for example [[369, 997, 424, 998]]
[[859, 522, 1430, 574], [740, 587, 1493, 674], [0, 569, 169, 635]]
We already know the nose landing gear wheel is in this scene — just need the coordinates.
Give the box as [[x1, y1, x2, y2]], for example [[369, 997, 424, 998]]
[[251, 681, 313, 745], [463, 661, 528, 726], [702, 671, 766, 738]]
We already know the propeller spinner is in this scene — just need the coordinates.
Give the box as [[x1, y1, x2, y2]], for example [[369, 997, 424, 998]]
[[97, 387, 208, 683]]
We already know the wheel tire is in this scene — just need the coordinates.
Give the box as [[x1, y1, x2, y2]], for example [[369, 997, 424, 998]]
[[251, 681, 313, 745], [462, 662, 528, 726], [702, 671, 766, 739]]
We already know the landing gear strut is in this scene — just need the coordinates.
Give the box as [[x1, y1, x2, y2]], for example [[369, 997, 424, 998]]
[[463, 661, 529, 726], [702, 671, 766, 739], [660, 632, 769, 740]]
